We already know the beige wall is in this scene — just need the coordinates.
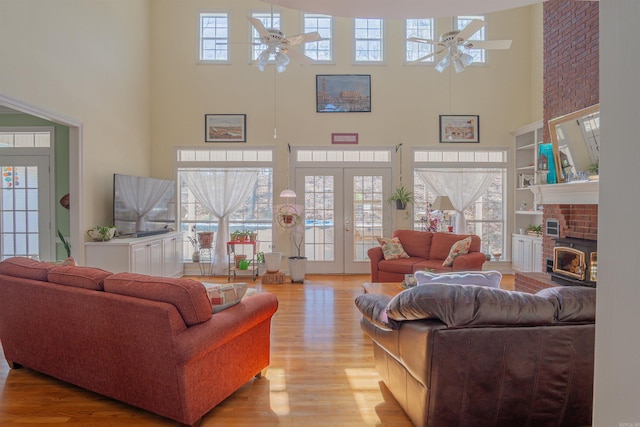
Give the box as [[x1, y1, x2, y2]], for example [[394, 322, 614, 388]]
[[150, 0, 539, 192], [0, 0, 151, 229]]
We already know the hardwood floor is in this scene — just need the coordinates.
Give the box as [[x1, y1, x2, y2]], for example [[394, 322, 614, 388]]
[[0, 274, 514, 426]]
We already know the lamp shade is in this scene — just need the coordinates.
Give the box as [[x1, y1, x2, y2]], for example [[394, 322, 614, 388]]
[[280, 189, 297, 198], [431, 196, 455, 211]]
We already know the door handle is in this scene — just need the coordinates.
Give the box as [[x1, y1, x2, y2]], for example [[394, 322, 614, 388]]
[[345, 218, 350, 232]]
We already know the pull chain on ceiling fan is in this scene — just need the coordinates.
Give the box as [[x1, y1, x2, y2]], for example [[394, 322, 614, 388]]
[[248, 4, 322, 73], [408, 19, 512, 73]]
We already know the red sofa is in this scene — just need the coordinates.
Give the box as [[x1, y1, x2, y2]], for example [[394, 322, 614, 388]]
[[368, 230, 487, 282], [0, 257, 278, 427]]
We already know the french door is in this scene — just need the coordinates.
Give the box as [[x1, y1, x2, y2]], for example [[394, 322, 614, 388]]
[[0, 156, 53, 260], [295, 167, 392, 274]]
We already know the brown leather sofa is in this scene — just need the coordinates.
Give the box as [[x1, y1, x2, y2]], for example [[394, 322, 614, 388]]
[[355, 283, 595, 427], [0, 257, 278, 427], [368, 230, 487, 282]]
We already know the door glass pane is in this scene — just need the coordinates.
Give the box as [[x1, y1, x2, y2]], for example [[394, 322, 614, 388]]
[[304, 175, 335, 261], [1, 165, 40, 258], [353, 175, 384, 262]]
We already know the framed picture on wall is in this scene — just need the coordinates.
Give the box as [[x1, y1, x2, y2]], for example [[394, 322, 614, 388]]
[[439, 115, 480, 143], [204, 114, 246, 142], [316, 74, 371, 113]]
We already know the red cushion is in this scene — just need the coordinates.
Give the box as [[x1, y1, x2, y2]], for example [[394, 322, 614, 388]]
[[392, 230, 433, 259], [0, 257, 54, 281], [103, 273, 212, 326], [429, 233, 480, 260], [48, 265, 112, 291], [378, 257, 421, 274]]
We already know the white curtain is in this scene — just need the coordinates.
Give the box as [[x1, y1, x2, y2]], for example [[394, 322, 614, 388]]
[[115, 175, 174, 231], [417, 168, 500, 233], [181, 169, 259, 274]]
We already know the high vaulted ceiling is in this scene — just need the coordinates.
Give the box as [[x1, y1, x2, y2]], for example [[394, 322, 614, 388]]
[[265, 0, 546, 19]]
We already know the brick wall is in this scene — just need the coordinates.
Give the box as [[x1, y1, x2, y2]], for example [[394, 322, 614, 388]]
[[543, 0, 599, 142], [542, 203, 598, 265]]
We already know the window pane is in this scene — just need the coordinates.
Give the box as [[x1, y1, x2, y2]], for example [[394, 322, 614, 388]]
[[354, 18, 384, 62], [304, 14, 332, 61], [251, 12, 281, 61], [200, 13, 229, 62], [406, 18, 435, 62], [457, 15, 486, 63]]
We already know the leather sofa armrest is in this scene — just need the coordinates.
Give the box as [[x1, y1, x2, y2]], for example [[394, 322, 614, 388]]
[[367, 246, 384, 282], [452, 252, 487, 271]]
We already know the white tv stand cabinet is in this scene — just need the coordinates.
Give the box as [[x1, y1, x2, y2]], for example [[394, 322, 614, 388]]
[[85, 231, 183, 277]]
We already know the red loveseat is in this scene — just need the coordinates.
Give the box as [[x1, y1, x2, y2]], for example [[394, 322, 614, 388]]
[[368, 230, 487, 282], [0, 257, 278, 426]]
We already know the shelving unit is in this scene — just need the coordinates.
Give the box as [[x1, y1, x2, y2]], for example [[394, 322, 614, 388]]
[[512, 121, 544, 271], [226, 240, 259, 281]]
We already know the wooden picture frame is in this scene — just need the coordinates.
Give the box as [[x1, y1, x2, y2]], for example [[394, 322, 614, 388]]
[[316, 74, 371, 113], [205, 114, 246, 142], [439, 115, 480, 143]]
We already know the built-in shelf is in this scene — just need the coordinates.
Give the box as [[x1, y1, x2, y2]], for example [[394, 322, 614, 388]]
[[529, 180, 599, 205]]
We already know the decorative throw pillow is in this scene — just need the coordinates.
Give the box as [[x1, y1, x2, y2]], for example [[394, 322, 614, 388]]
[[441, 236, 472, 266], [414, 270, 502, 288], [376, 237, 410, 260], [203, 282, 248, 313]]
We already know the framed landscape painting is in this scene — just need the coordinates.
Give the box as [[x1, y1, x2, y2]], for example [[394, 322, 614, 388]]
[[316, 74, 371, 113], [205, 114, 246, 142], [439, 115, 480, 143]]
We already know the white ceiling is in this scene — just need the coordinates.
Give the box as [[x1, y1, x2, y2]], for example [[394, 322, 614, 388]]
[[265, 0, 547, 19]]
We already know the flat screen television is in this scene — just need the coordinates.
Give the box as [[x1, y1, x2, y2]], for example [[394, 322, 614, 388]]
[[113, 174, 176, 237]]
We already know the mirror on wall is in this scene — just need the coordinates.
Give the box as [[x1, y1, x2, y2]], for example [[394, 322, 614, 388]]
[[548, 104, 600, 183]]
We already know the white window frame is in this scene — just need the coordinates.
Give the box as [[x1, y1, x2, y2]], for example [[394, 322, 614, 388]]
[[198, 12, 230, 63], [412, 148, 507, 255], [353, 18, 384, 63], [303, 13, 333, 62], [175, 147, 275, 263], [405, 18, 435, 63], [456, 15, 487, 64], [251, 11, 281, 62]]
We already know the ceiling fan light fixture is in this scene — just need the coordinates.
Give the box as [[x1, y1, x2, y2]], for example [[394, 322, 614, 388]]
[[435, 55, 450, 73], [275, 51, 290, 73], [461, 51, 474, 67], [256, 49, 270, 71]]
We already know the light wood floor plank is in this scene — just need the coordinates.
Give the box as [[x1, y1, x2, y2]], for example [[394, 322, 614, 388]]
[[0, 274, 514, 426]]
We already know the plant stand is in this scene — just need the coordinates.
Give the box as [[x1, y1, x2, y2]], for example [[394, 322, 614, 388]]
[[227, 240, 259, 282]]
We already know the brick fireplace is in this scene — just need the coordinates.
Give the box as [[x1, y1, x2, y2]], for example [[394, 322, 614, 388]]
[[515, 183, 599, 293]]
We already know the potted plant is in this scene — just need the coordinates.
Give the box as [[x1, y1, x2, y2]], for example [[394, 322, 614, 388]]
[[57, 229, 76, 265], [187, 227, 200, 262], [87, 225, 117, 242], [288, 224, 307, 283], [387, 185, 415, 210], [526, 224, 543, 237]]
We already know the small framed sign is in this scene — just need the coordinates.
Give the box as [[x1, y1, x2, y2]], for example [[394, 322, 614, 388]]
[[331, 133, 359, 144]]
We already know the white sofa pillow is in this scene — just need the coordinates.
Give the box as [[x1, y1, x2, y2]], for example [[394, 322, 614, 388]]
[[413, 270, 502, 289]]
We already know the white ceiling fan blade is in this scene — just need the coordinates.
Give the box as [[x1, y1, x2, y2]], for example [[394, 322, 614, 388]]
[[282, 46, 311, 64], [411, 50, 441, 63], [286, 32, 322, 46], [456, 19, 486, 42], [248, 17, 270, 39], [407, 37, 437, 45], [465, 40, 512, 50]]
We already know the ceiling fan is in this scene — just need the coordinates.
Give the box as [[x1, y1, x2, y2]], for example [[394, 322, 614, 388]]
[[408, 19, 512, 73], [248, 16, 321, 73]]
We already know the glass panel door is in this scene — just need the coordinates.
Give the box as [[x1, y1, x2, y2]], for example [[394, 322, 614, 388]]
[[295, 167, 391, 274], [1, 156, 52, 260]]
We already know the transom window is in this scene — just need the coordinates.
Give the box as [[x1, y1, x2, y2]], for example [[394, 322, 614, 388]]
[[199, 12, 229, 62], [251, 12, 281, 61], [405, 18, 435, 63], [456, 15, 486, 64], [0, 130, 51, 148], [303, 14, 333, 61], [354, 18, 384, 62]]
